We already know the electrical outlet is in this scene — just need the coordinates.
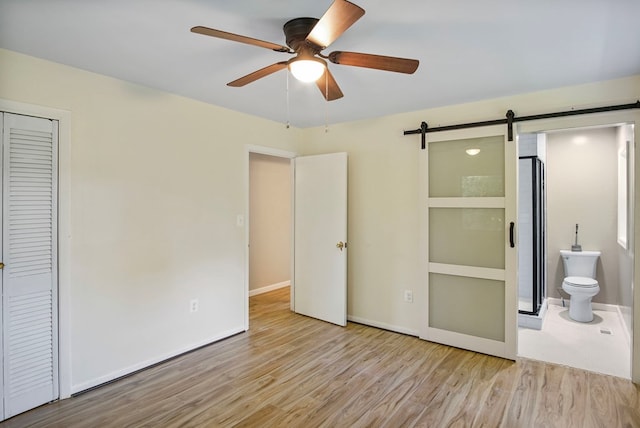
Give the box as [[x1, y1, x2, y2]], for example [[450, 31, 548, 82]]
[[190, 299, 199, 313], [404, 290, 413, 303]]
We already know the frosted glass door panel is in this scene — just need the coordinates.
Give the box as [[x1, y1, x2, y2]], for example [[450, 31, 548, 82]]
[[429, 208, 505, 269], [429, 273, 505, 341], [429, 136, 504, 197], [423, 126, 516, 360]]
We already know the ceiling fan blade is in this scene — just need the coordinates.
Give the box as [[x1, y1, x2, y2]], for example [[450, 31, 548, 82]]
[[306, 0, 365, 49], [316, 68, 344, 101], [227, 62, 289, 87], [191, 26, 292, 53], [328, 51, 419, 74]]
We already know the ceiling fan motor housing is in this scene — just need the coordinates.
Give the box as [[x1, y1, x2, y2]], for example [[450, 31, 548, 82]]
[[283, 18, 320, 52]]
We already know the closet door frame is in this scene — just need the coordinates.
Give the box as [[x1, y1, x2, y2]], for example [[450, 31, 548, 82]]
[[0, 112, 3, 418], [0, 99, 71, 399]]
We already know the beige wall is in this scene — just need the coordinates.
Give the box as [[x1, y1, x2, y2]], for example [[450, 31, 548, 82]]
[[300, 77, 640, 336], [2, 46, 640, 387], [249, 153, 291, 291], [298, 120, 422, 334], [546, 127, 619, 304], [0, 48, 298, 392], [299, 77, 640, 381]]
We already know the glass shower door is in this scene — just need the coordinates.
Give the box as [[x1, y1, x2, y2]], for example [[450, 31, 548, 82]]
[[518, 156, 546, 315]]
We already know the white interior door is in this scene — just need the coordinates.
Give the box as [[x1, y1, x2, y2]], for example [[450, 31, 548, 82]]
[[1, 113, 58, 419], [420, 125, 517, 359], [294, 152, 347, 326], [0, 112, 3, 420]]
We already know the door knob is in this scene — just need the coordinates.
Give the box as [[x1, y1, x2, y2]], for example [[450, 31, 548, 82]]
[[0, 262, 4, 269], [336, 241, 346, 251]]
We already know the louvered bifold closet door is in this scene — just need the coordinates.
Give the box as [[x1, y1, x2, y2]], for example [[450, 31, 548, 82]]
[[2, 113, 58, 419]]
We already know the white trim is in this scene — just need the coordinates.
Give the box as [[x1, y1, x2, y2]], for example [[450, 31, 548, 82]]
[[0, 98, 72, 399], [348, 315, 419, 337], [246, 145, 297, 159], [418, 139, 429, 340], [429, 263, 505, 281], [548, 297, 619, 312], [429, 197, 505, 208], [289, 158, 295, 313], [504, 126, 518, 360], [588, 301, 619, 312], [516, 109, 637, 135], [70, 327, 245, 395], [249, 281, 290, 297]]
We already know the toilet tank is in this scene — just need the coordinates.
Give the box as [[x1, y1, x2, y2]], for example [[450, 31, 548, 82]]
[[560, 250, 600, 278]]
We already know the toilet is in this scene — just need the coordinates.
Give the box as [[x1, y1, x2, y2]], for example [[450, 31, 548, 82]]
[[560, 250, 600, 322]]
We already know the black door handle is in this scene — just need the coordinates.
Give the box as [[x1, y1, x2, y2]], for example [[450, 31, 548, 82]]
[[509, 222, 515, 248]]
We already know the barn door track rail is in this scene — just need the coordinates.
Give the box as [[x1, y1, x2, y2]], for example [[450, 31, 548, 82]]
[[404, 100, 640, 149]]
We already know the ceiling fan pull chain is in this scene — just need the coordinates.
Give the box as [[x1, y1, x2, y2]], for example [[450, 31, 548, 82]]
[[325, 72, 329, 133], [286, 71, 291, 129]]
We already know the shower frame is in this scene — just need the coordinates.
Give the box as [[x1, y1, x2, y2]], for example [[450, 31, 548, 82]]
[[519, 156, 546, 316]]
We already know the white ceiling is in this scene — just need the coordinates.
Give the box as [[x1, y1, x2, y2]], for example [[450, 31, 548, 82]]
[[1, 0, 639, 128]]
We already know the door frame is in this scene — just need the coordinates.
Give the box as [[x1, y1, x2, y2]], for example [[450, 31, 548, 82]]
[[244, 145, 297, 329], [0, 99, 71, 399], [418, 124, 518, 360], [516, 110, 640, 383]]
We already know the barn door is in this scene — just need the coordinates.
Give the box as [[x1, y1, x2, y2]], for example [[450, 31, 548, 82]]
[[1, 112, 58, 419], [420, 125, 517, 359]]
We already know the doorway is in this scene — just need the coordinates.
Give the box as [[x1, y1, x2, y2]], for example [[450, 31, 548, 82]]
[[248, 153, 293, 300], [517, 123, 634, 379], [245, 146, 349, 328], [246, 147, 296, 326]]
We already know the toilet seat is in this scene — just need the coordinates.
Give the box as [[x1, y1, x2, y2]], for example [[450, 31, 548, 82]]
[[563, 276, 598, 288]]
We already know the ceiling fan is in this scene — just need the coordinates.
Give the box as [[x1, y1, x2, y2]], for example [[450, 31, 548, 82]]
[[191, 0, 419, 101]]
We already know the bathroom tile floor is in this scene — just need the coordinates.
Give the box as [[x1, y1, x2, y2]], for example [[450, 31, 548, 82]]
[[518, 303, 631, 379]]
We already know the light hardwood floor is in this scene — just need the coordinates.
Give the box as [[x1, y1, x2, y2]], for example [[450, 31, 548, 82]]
[[3, 287, 639, 427]]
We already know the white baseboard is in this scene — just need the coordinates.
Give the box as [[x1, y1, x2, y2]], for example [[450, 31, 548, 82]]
[[547, 297, 619, 312], [249, 280, 290, 297], [347, 315, 419, 337], [547, 297, 565, 308], [70, 326, 245, 395]]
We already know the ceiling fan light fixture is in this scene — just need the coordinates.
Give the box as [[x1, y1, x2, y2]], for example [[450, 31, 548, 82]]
[[289, 57, 326, 83], [192, 0, 417, 101]]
